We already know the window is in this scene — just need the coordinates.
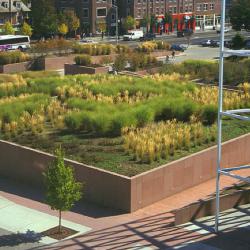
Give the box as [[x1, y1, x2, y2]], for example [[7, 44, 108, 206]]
[[83, 8, 89, 18], [97, 8, 107, 17]]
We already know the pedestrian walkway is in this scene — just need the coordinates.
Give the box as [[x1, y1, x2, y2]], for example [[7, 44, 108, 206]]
[[0, 195, 91, 249], [0, 169, 249, 249]]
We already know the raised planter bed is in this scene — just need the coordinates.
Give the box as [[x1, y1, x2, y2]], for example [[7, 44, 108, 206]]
[[34, 55, 75, 71], [0, 61, 33, 74], [65, 63, 109, 75], [1, 133, 250, 212]]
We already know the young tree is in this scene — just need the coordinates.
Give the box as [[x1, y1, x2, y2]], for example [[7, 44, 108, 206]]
[[44, 148, 82, 233], [123, 16, 136, 31], [3, 21, 15, 35], [21, 22, 32, 37], [71, 15, 80, 36], [97, 22, 106, 39], [58, 23, 69, 37]]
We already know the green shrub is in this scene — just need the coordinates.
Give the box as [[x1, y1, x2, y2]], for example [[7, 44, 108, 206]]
[[155, 99, 198, 122], [135, 107, 154, 127], [231, 33, 245, 49], [201, 105, 217, 125], [114, 54, 126, 71], [0, 51, 30, 65], [74, 55, 92, 66]]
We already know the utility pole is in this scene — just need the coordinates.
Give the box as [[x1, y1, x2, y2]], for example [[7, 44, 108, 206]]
[[115, 5, 118, 44], [111, 1, 119, 44], [9, 0, 12, 24]]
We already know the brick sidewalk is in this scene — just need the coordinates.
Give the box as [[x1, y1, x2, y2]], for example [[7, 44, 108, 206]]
[[0, 169, 249, 249]]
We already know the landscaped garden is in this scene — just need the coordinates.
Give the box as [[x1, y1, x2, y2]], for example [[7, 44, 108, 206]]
[[0, 71, 250, 176]]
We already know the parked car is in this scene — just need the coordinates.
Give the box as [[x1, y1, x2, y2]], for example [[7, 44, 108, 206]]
[[177, 31, 184, 37], [216, 26, 231, 33], [170, 44, 185, 52], [123, 30, 144, 41], [201, 39, 217, 47], [139, 33, 156, 41]]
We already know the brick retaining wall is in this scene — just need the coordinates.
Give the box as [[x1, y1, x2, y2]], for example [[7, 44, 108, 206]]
[[0, 133, 250, 212]]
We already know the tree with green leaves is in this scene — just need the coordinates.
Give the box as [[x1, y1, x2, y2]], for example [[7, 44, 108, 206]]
[[231, 33, 246, 49], [44, 148, 82, 233], [58, 23, 69, 37], [229, 0, 250, 31], [21, 22, 32, 37], [140, 15, 150, 33], [123, 16, 136, 31], [31, 0, 57, 37], [3, 21, 15, 35]]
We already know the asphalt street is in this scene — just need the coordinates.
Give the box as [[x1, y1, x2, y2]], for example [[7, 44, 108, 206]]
[[106, 30, 250, 48]]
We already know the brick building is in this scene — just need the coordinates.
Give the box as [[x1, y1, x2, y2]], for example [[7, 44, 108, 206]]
[[56, 0, 222, 34], [194, 0, 221, 30], [119, 0, 221, 32], [56, 0, 117, 35]]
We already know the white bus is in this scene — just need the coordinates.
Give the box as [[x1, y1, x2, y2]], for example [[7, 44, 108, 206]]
[[0, 35, 30, 51]]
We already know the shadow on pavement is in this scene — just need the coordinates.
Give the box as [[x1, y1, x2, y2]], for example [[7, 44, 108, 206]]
[[0, 230, 42, 247], [0, 177, 124, 219], [33, 206, 250, 250]]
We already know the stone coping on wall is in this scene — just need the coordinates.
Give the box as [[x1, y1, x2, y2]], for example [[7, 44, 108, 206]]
[[0, 139, 130, 180]]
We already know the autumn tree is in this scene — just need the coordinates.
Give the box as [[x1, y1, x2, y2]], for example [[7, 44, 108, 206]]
[[58, 23, 69, 37], [21, 22, 32, 37], [3, 21, 15, 35], [123, 16, 136, 31]]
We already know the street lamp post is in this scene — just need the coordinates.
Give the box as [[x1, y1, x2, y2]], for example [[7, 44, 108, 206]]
[[113, 4, 119, 45], [9, 0, 12, 24]]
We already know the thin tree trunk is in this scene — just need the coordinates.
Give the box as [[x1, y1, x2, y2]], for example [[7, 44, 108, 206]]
[[59, 210, 61, 233]]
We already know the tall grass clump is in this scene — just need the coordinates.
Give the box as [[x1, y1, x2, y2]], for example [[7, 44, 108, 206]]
[[122, 120, 217, 163]]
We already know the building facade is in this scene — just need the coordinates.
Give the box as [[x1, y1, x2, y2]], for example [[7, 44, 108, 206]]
[[0, 0, 30, 25], [120, 0, 221, 32], [56, 0, 117, 35], [56, 0, 222, 34]]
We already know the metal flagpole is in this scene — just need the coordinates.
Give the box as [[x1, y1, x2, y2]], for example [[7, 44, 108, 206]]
[[215, 0, 226, 233]]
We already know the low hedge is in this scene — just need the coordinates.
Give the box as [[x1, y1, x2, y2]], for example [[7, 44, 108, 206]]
[[137, 41, 171, 53], [73, 44, 113, 56], [74, 55, 92, 66], [0, 51, 30, 65], [128, 53, 158, 71]]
